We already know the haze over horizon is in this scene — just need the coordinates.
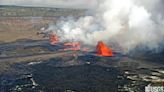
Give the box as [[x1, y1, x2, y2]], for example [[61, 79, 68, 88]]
[[0, 0, 96, 8]]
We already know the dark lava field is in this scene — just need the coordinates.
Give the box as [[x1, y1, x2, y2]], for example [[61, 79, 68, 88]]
[[0, 39, 164, 92], [0, 5, 164, 92]]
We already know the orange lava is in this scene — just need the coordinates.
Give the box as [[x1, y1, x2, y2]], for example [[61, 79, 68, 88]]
[[50, 34, 59, 45], [64, 42, 81, 51], [96, 41, 114, 56], [82, 48, 89, 52]]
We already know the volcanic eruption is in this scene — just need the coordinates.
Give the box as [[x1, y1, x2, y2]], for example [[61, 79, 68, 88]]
[[46, 0, 164, 54], [64, 42, 81, 51], [96, 41, 114, 56], [50, 33, 59, 45]]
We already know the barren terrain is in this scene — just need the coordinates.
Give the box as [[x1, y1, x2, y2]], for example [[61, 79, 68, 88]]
[[0, 17, 55, 42], [0, 6, 163, 92]]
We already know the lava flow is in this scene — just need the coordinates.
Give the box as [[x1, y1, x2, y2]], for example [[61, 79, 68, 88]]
[[96, 41, 114, 57], [49, 34, 114, 57], [50, 33, 59, 45], [64, 42, 81, 51]]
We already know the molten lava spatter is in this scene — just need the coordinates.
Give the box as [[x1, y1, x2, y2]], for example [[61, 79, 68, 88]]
[[50, 34, 59, 45], [96, 41, 114, 56]]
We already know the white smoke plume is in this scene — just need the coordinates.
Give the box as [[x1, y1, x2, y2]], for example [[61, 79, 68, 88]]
[[47, 0, 164, 53]]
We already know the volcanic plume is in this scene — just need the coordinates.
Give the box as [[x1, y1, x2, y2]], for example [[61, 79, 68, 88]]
[[47, 0, 164, 54]]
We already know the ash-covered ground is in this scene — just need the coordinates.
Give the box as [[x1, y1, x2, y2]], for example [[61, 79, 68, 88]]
[[0, 39, 164, 92]]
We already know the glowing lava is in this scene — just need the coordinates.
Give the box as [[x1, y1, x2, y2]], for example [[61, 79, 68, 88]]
[[50, 34, 59, 45], [64, 42, 81, 51], [96, 41, 114, 57]]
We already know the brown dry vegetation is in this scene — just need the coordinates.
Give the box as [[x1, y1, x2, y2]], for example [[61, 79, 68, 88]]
[[0, 17, 56, 42]]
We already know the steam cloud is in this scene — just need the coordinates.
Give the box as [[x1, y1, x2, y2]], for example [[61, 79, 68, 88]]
[[47, 0, 164, 53]]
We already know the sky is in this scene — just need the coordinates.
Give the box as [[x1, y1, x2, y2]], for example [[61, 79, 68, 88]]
[[0, 0, 96, 8]]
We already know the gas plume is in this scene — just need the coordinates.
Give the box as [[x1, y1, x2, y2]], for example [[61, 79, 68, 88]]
[[47, 0, 164, 53]]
